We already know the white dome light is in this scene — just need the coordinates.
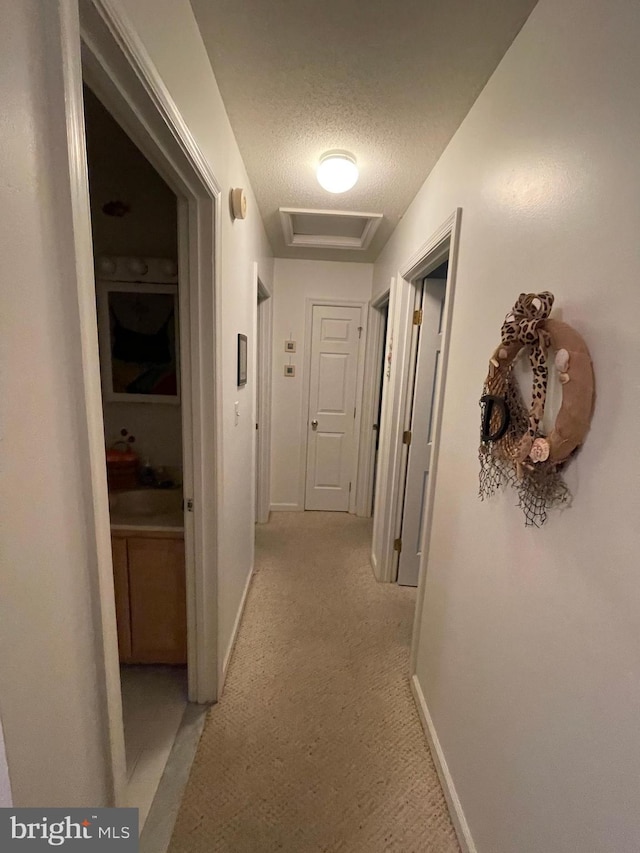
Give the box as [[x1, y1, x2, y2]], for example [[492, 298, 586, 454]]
[[316, 150, 359, 193]]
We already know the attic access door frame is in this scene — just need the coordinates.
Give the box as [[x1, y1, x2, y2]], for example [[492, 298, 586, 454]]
[[62, 0, 222, 805]]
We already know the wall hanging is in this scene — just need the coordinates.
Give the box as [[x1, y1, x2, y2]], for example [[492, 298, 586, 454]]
[[478, 291, 594, 526]]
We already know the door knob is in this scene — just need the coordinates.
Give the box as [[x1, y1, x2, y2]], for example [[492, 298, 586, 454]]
[[311, 419, 318, 430]]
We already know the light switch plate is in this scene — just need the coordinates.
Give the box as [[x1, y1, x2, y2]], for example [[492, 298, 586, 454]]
[[284, 365, 295, 377], [285, 340, 296, 353]]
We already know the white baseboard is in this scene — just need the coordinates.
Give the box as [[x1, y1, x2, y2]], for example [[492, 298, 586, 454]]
[[220, 566, 254, 693], [410, 674, 477, 853], [270, 502, 302, 512]]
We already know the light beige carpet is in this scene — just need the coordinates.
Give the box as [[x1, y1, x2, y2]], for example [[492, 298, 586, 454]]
[[168, 512, 460, 853]]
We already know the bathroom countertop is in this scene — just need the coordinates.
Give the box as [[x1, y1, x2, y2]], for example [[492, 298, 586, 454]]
[[108, 487, 185, 532]]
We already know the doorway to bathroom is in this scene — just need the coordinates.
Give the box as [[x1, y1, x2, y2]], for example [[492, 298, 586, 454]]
[[72, 0, 223, 820], [84, 83, 188, 828]]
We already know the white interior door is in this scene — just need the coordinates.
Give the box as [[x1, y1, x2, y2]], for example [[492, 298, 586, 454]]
[[397, 278, 445, 586], [305, 305, 362, 511]]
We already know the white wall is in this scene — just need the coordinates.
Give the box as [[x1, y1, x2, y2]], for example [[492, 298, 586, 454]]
[[1, 0, 272, 805], [0, 0, 113, 806], [373, 1, 640, 851], [111, 0, 274, 674], [270, 259, 373, 510], [85, 86, 183, 470]]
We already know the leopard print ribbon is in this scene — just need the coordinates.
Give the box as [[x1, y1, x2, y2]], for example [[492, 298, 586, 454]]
[[501, 292, 554, 461]]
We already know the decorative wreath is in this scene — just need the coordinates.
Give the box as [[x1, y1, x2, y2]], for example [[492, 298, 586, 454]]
[[479, 292, 595, 526]]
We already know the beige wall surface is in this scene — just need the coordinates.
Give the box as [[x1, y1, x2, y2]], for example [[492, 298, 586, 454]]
[[85, 87, 183, 470], [373, 1, 640, 851], [270, 259, 373, 510]]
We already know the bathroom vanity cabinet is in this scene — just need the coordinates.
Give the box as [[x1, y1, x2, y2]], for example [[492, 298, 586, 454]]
[[111, 530, 187, 664]]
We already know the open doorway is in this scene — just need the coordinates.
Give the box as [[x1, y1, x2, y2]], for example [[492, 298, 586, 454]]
[[369, 211, 461, 588], [84, 84, 187, 827], [396, 264, 447, 586], [59, 1, 222, 812]]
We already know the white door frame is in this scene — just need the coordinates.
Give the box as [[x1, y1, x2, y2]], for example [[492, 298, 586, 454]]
[[356, 290, 390, 517], [396, 278, 446, 587], [62, 0, 223, 805], [408, 212, 461, 654], [390, 282, 424, 581], [299, 298, 368, 513], [254, 264, 273, 524], [371, 210, 461, 583]]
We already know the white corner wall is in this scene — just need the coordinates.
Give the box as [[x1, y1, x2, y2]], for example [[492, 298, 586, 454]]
[[0, 0, 113, 806], [270, 259, 373, 511], [373, 1, 640, 851], [112, 0, 274, 674]]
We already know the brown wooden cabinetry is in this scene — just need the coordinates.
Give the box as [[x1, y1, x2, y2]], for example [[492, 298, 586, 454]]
[[111, 530, 187, 665], [111, 536, 132, 660]]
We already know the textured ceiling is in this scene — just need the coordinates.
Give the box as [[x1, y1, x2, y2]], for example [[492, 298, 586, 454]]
[[190, 0, 538, 262]]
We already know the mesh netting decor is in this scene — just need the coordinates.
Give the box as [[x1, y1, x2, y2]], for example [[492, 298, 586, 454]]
[[478, 292, 594, 527]]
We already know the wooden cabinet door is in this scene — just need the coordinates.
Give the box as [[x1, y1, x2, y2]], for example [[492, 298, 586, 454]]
[[127, 537, 187, 664], [111, 537, 132, 662]]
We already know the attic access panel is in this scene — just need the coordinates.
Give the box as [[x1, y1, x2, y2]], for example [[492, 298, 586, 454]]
[[279, 207, 383, 251]]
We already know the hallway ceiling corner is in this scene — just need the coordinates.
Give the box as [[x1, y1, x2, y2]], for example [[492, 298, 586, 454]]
[[190, 0, 538, 263]]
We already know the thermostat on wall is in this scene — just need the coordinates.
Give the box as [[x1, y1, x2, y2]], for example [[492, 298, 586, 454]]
[[230, 187, 247, 220]]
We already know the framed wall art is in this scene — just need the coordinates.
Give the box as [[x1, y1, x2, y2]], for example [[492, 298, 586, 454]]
[[237, 333, 248, 386], [97, 281, 180, 403]]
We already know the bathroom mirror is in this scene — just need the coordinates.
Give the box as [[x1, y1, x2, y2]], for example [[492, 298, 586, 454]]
[[97, 281, 180, 403]]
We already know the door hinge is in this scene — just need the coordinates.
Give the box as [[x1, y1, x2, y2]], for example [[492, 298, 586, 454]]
[[393, 537, 402, 553], [358, 326, 363, 339], [403, 430, 412, 446], [353, 407, 356, 419], [413, 309, 423, 326], [186, 498, 194, 512], [349, 482, 352, 493], [256, 422, 259, 430]]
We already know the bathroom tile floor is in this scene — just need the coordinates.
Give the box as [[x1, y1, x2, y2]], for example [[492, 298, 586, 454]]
[[120, 665, 188, 832]]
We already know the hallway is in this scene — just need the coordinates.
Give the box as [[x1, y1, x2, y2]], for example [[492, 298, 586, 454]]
[[168, 513, 459, 852]]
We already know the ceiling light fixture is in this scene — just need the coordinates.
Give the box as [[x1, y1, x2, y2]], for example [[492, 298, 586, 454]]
[[316, 150, 359, 193]]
